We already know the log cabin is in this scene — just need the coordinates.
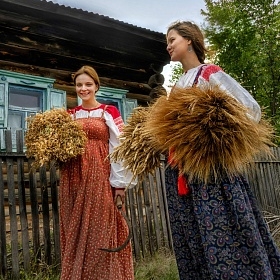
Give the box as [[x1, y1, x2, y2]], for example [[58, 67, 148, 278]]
[[0, 3, 172, 271], [0, 0, 170, 141]]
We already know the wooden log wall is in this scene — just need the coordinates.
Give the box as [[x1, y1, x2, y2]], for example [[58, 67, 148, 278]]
[[0, 60, 153, 108]]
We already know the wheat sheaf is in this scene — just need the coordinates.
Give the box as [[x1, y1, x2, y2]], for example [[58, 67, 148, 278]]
[[144, 85, 275, 183], [111, 106, 162, 182], [25, 108, 87, 169]]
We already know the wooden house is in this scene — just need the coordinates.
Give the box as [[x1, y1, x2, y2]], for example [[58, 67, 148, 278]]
[[0, 0, 170, 136]]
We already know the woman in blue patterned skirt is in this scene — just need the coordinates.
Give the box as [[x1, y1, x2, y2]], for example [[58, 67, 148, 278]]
[[164, 20, 280, 279]]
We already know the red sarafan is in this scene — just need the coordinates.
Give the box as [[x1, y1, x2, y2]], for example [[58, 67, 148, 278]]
[[59, 114, 134, 280]]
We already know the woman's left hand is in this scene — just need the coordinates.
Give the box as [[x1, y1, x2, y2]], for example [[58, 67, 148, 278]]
[[113, 188, 126, 210]]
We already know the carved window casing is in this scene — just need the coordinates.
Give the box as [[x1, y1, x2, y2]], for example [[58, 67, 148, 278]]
[[0, 69, 66, 150]]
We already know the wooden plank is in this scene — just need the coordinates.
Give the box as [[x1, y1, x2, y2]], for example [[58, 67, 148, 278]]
[[39, 165, 51, 265], [148, 174, 161, 249], [254, 153, 269, 209], [0, 60, 152, 96], [142, 178, 155, 255], [135, 185, 146, 258], [127, 188, 141, 260], [258, 152, 274, 211], [5, 130, 20, 278], [50, 162, 60, 264], [28, 159, 41, 259], [264, 151, 279, 214], [249, 160, 265, 208], [158, 161, 174, 250], [0, 42, 150, 84], [271, 148, 280, 211], [1, 161, 30, 174], [16, 131, 30, 270], [0, 157, 7, 276]]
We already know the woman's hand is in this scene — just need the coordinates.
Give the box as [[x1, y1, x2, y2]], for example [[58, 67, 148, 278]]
[[113, 188, 126, 211]]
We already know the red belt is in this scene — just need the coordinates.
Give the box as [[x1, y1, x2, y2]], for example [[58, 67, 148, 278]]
[[168, 149, 191, 196]]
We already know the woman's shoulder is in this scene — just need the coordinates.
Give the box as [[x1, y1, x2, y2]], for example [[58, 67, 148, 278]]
[[200, 64, 224, 81], [67, 107, 79, 114], [102, 104, 121, 118]]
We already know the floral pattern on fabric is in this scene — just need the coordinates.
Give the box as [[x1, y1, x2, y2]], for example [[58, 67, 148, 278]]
[[59, 113, 134, 280], [165, 166, 280, 280]]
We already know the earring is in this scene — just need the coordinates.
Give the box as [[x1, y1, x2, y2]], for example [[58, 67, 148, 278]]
[[188, 45, 193, 52]]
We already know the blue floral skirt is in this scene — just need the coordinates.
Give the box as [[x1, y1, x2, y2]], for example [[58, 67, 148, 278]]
[[165, 166, 280, 280]]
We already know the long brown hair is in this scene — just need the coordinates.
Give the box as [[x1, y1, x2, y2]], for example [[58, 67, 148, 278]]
[[167, 21, 207, 63]]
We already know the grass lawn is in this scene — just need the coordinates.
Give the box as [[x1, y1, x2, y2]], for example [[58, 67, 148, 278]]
[[2, 219, 280, 280], [1, 250, 178, 280], [134, 250, 179, 280]]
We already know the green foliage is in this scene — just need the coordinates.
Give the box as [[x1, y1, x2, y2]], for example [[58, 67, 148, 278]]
[[170, 0, 280, 144], [201, 0, 280, 144], [168, 62, 184, 86]]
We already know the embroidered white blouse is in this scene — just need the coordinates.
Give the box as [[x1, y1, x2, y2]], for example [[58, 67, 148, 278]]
[[69, 104, 136, 188], [176, 64, 261, 122]]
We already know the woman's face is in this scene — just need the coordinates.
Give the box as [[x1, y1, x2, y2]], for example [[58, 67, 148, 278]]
[[166, 29, 190, 62], [75, 73, 98, 102]]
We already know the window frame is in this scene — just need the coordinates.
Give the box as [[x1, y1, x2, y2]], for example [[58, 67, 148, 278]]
[[0, 69, 66, 150]]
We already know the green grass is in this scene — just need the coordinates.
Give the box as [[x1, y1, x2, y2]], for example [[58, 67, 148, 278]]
[[1, 250, 178, 280], [134, 250, 179, 280], [1, 261, 60, 280], [2, 229, 280, 280]]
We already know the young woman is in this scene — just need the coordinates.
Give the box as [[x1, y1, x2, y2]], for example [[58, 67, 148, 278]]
[[59, 65, 135, 280], [164, 21, 280, 280]]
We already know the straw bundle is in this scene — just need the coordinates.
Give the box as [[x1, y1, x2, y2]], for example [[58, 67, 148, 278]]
[[25, 108, 87, 169], [144, 85, 275, 183], [110, 106, 161, 182]]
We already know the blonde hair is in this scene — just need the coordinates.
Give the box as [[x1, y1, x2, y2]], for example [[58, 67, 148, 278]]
[[73, 65, 100, 91], [167, 21, 207, 63]]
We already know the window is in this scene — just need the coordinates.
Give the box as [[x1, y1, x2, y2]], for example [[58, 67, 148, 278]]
[[0, 69, 66, 150], [8, 85, 44, 130]]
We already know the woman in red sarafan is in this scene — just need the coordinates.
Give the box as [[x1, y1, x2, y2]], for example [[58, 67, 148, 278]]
[[59, 65, 135, 280]]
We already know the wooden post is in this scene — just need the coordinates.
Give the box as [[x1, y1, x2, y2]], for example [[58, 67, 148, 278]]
[[28, 159, 41, 260], [39, 165, 51, 265], [0, 157, 7, 276], [16, 130, 30, 271], [50, 162, 61, 265], [6, 130, 20, 278]]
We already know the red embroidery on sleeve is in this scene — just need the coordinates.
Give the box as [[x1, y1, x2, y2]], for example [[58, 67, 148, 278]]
[[201, 64, 223, 82], [103, 105, 124, 132]]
